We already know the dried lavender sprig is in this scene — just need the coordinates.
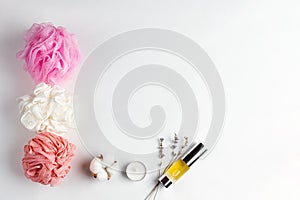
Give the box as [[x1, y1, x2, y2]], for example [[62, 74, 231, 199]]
[[171, 133, 179, 156], [166, 134, 181, 167], [176, 136, 189, 158], [158, 138, 165, 169]]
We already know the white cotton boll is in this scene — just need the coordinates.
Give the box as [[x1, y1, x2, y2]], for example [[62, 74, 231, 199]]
[[89, 156, 118, 182], [89, 157, 103, 174], [89, 157, 109, 182], [99, 154, 118, 177], [106, 161, 118, 177], [95, 168, 109, 182]]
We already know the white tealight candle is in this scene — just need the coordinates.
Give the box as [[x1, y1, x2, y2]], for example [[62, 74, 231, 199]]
[[125, 161, 147, 181]]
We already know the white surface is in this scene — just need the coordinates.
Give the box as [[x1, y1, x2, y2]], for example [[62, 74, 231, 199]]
[[0, 0, 299, 200]]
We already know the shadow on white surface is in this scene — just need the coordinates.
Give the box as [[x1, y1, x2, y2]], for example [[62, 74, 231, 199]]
[[0, 22, 34, 180]]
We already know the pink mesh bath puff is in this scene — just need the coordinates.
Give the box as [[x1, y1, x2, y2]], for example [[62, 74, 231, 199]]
[[17, 23, 80, 85]]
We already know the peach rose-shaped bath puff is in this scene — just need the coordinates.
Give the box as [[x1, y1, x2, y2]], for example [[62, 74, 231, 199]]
[[22, 132, 76, 186], [17, 23, 80, 85]]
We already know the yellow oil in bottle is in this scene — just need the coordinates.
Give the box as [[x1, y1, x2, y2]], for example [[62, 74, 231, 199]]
[[166, 159, 190, 181], [159, 143, 206, 188]]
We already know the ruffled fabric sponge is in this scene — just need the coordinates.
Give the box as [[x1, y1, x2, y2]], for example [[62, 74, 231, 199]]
[[22, 132, 76, 186], [17, 23, 80, 85], [18, 82, 74, 135]]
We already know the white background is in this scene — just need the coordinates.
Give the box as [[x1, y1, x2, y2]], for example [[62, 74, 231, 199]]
[[0, 0, 299, 199]]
